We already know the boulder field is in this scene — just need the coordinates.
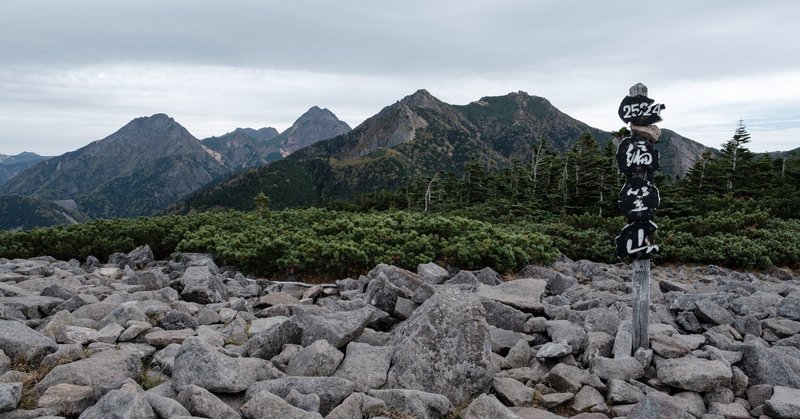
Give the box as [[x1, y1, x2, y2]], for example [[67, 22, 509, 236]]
[[0, 246, 799, 418]]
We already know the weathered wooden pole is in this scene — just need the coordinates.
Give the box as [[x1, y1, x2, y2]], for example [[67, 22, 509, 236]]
[[631, 258, 650, 350], [614, 83, 665, 354]]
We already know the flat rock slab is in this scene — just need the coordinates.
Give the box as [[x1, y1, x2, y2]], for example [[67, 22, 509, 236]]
[[765, 385, 800, 419], [656, 356, 732, 393], [246, 377, 355, 416], [0, 319, 58, 363], [476, 278, 546, 312], [35, 349, 143, 398]]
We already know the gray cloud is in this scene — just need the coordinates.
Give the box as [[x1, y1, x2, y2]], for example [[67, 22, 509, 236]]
[[1, 0, 798, 155]]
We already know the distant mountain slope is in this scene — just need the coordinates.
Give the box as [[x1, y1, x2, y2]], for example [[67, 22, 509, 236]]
[[0, 195, 89, 230], [178, 90, 708, 213], [201, 106, 351, 171], [202, 127, 281, 170], [0, 152, 52, 186], [272, 106, 352, 156], [1, 114, 227, 218], [656, 129, 709, 179]]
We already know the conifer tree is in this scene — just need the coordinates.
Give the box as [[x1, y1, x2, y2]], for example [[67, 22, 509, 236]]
[[721, 119, 754, 191]]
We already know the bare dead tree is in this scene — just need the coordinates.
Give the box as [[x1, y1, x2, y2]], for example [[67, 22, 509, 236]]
[[424, 171, 441, 213]]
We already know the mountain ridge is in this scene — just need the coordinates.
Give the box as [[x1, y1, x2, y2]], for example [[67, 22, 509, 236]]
[[177, 90, 710, 213]]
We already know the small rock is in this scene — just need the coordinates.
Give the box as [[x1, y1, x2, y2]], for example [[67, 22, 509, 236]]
[[656, 356, 732, 393], [285, 388, 320, 413], [89, 323, 125, 344], [460, 394, 519, 419], [650, 334, 690, 358], [78, 388, 156, 419], [493, 377, 534, 406], [694, 300, 735, 325], [0, 382, 22, 413], [144, 393, 192, 418], [540, 392, 574, 408], [571, 385, 608, 414], [606, 379, 645, 404], [144, 328, 196, 348], [333, 342, 394, 392], [765, 385, 800, 419], [707, 401, 750, 419], [286, 339, 344, 377], [176, 384, 240, 419], [37, 383, 94, 416], [246, 377, 355, 416], [417, 262, 449, 284], [590, 356, 645, 381], [536, 341, 572, 359], [367, 388, 452, 419], [240, 390, 321, 419]]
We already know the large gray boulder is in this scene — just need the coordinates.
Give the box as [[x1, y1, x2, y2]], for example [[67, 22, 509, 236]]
[[244, 317, 302, 359], [245, 377, 355, 416], [37, 383, 94, 416], [179, 266, 228, 304], [285, 339, 344, 377], [292, 306, 373, 349], [324, 392, 386, 419], [765, 385, 800, 419], [482, 300, 531, 333], [460, 394, 519, 419], [240, 390, 323, 419], [77, 388, 156, 419], [333, 342, 394, 392], [363, 273, 403, 313], [367, 389, 452, 419], [545, 320, 587, 354], [737, 343, 800, 387], [417, 262, 449, 285], [475, 278, 546, 312], [176, 384, 241, 419], [656, 356, 732, 392], [367, 264, 422, 290], [627, 392, 693, 419], [0, 382, 21, 413], [35, 349, 143, 398], [144, 393, 191, 419], [385, 286, 497, 406], [172, 337, 283, 393], [590, 356, 645, 381], [0, 320, 58, 364]]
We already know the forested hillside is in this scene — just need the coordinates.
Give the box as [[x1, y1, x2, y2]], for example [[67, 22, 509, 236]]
[[4, 122, 796, 277]]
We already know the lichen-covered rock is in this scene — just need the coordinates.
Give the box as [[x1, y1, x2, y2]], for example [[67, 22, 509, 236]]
[[461, 394, 519, 419], [367, 389, 452, 419], [245, 377, 355, 416], [386, 286, 497, 406], [35, 349, 143, 398], [179, 266, 228, 304], [176, 384, 241, 419], [0, 382, 22, 413], [172, 337, 283, 393], [333, 342, 394, 392], [656, 356, 732, 393], [77, 388, 156, 419], [292, 306, 373, 349], [286, 339, 344, 377], [417, 263, 449, 285], [240, 391, 322, 419], [0, 320, 58, 364]]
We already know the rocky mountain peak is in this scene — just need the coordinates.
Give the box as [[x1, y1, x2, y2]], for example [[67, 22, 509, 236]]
[[279, 106, 352, 156], [400, 89, 444, 110]]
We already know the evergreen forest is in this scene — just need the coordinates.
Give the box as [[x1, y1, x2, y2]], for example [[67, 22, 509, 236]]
[[1, 122, 798, 279]]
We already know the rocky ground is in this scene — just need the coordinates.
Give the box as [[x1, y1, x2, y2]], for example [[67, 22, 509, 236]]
[[1, 246, 799, 419]]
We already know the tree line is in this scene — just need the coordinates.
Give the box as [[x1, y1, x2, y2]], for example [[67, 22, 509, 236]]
[[328, 122, 800, 222]]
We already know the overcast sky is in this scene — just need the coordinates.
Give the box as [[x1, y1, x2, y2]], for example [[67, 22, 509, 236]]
[[2, 0, 799, 156]]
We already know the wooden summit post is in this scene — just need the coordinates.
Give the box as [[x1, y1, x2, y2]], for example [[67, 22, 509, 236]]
[[614, 83, 665, 353]]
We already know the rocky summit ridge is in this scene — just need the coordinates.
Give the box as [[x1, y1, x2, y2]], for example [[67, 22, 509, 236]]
[[1, 250, 800, 418]]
